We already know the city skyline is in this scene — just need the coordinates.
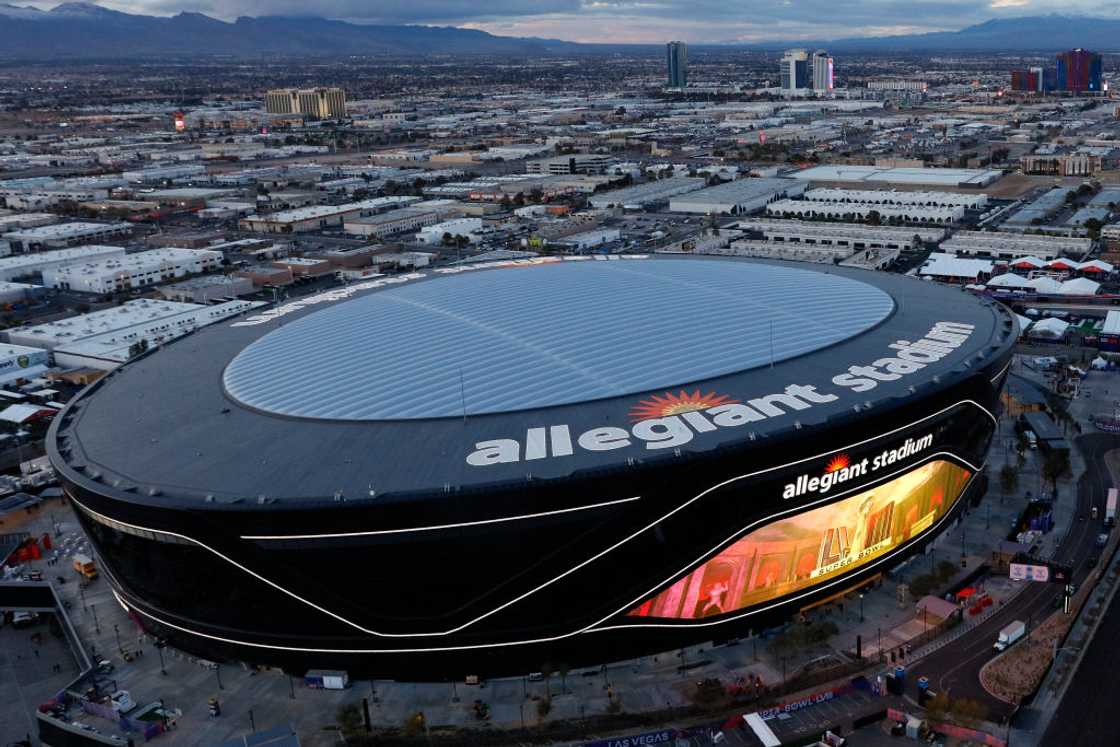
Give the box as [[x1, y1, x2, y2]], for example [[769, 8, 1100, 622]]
[[13, 0, 1120, 44]]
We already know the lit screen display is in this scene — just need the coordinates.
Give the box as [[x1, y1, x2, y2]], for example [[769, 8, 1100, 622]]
[[627, 460, 971, 620]]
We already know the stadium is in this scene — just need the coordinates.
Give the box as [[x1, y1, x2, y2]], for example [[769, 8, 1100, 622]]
[[48, 255, 1016, 678]]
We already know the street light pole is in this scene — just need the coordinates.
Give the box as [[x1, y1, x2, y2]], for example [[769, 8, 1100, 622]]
[[216, 664, 224, 691], [90, 603, 100, 634], [859, 592, 865, 622], [113, 624, 121, 653]]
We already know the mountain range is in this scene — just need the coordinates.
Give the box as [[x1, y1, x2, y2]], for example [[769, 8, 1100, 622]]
[[0, 4, 1117, 59]]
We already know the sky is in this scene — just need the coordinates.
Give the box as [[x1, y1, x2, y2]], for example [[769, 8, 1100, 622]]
[[29, 1, 1120, 43]]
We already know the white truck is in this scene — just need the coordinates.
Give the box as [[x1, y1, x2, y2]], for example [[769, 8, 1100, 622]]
[[1106, 488, 1117, 529], [994, 620, 1026, 652]]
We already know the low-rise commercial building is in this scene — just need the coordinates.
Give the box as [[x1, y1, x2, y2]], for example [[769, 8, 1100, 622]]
[[588, 177, 706, 209], [159, 275, 256, 303], [343, 208, 442, 238], [416, 218, 484, 245], [239, 197, 421, 234], [2, 221, 132, 252], [736, 218, 943, 250], [0, 245, 126, 282], [41, 248, 222, 295], [668, 178, 806, 215], [766, 198, 963, 224], [801, 188, 988, 210], [941, 231, 1092, 261], [271, 258, 333, 277]]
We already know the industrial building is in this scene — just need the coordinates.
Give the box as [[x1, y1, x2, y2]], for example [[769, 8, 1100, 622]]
[[790, 165, 1002, 188], [0, 245, 126, 282], [941, 231, 1092, 262], [767, 198, 963, 224], [2, 221, 132, 252], [8, 298, 262, 370], [158, 275, 256, 304], [0, 213, 59, 232], [801, 188, 987, 210], [588, 177, 706, 209], [41, 247, 223, 295], [735, 218, 944, 250], [240, 197, 421, 234], [49, 256, 1013, 677], [342, 208, 443, 239], [668, 178, 806, 215], [264, 87, 347, 119], [415, 218, 483, 245]]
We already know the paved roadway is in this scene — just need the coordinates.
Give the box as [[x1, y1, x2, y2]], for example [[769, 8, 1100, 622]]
[[913, 433, 1111, 720], [1041, 533, 1120, 745]]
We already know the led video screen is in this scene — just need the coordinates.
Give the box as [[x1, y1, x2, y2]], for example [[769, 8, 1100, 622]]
[[627, 459, 971, 620]]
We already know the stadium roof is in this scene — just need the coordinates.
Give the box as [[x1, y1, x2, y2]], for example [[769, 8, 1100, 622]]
[[52, 256, 1016, 505], [223, 260, 895, 421]]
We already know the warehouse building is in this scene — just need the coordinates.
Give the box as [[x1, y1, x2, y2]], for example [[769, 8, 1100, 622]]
[[416, 218, 484, 245], [6, 298, 262, 367], [941, 231, 1092, 261], [343, 208, 442, 239], [668, 178, 806, 215], [159, 275, 256, 304], [239, 196, 421, 234], [735, 218, 943, 250], [0, 213, 59, 232], [801, 188, 988, 210], [41, 248, 223, 295], [588, 177, 706, 209], [789, 164, 1002, 188], [2, 221, 132, 252], [0, 245, 126, 282], [766, 199, 963, 224]]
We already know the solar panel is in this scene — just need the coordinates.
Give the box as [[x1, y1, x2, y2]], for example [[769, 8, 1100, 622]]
[[223, 259, 894, 420]]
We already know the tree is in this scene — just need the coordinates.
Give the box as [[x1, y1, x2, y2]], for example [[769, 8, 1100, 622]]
[[999, 464, 1019, 498], [1043, 450, 1071, 492], [925, 691, 951, 722], [866, 210, 882, 226], [540, 662, 554, 701]]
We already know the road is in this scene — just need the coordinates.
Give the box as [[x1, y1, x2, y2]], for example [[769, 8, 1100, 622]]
[[1042, 518, 1120, 744], [914, 433, 1111, 719]]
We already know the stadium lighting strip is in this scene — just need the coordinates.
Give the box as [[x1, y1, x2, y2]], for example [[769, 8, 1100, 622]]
[[990, 359, 1012, 385], [239, 496, 642, 540], [104, 455, 982, 656], [67, 398, 995, 648]]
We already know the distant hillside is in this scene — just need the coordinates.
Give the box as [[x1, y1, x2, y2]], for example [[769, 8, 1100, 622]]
[[0, 5, 1117, 59], [815, 15, 1120, 52], [0, 2, 583, 59]]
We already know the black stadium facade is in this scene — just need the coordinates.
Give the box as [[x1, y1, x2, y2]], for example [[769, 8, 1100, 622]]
[[48, 256, 1015, 678]]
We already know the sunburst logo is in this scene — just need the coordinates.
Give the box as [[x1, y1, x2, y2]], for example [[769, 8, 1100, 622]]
[[629, 389, 738, 422], [824, 454, 851, 473]]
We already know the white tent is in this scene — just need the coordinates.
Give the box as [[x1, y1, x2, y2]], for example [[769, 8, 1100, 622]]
[[1028, 276, 1064, 294], [1015, 313, 1033, 333], [1028, 317, 1070, 339], [1057, 277, 1100, 296], [1080, 259, 1114, 274], [1008, 255, 1046, 269], [988, 273, 1034, 289], [1092, 357, 1110, 370], [0, 403, 55, 424]]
